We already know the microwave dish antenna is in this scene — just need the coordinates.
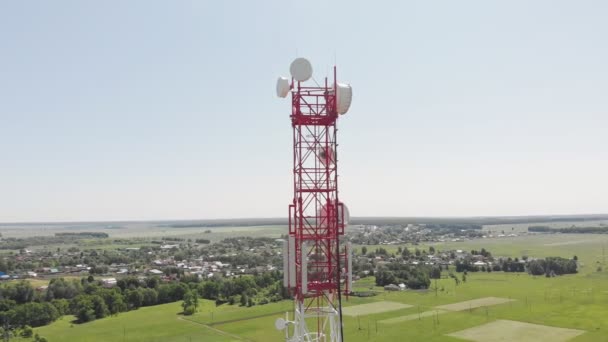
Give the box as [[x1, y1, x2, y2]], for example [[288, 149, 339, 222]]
[[333, 83, 353, 114], [276, 77, 290, 98], [290, 58, 313, 82]]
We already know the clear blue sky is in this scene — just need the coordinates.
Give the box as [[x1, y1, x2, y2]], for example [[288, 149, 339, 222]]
[[1, 1, 607, 222]]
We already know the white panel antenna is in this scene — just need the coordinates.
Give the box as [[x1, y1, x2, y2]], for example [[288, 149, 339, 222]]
[[334, 83, 353, 114], [288, 236, 296, 288], [276, 77, 290, 98], [347, 242, 353, 292], [301, 242, 308, 294], [282, 239, 289, 287], [341, 203, 350, 228]]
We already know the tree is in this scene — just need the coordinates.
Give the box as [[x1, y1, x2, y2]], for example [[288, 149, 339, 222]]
[[430, 267, 441, 279], [34, 334, 48, 342], [11, 302, 59, 327], [182, 291, 198, 315], [51, 299, 70, 317], [428, 246, 435, 254], [91, 295, 109, 319], [46, 278, 83, 300], [72, 296, 96, 323], [13, 281, 35, 304], [126, 289, 144, 310], [21, 325, 33, 338], [361, 246, 367, 255], [146, 276, 160, 289], [200, 281, 220, 300], [142, 288, 158, 307], [240, 294, 248, 307]]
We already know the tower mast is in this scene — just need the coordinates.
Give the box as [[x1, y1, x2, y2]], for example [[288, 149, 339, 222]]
[[275, 58, 352, 342]]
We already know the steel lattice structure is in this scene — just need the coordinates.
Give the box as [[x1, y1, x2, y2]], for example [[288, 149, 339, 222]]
[[279, 66, 350, 342]]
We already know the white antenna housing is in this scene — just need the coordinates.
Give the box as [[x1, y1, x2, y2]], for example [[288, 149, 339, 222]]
[[290, 58, 313, 82], [301, 242, 308, 294], [276, 77, 290, 98], [347, 242, 353, 292], [333, 83, 353, 114], [282, 239, 289, 287], [341, 203, 350, 227], [288, 236, 296, 288]]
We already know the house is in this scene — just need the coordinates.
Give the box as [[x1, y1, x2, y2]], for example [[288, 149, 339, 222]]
[[148, 269, 164, 275], [102, 278, 117, 288], [384, 284, 400, 291], [160, 244, 179, 250]]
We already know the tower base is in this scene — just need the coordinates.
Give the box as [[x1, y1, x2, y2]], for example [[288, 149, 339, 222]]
[[282, 301, 341, 342]]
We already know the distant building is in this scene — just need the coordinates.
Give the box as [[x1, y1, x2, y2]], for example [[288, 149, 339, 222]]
[[384, 284, 400, 291], [102, 278, 117, 288], [160, 244, 179, 250]]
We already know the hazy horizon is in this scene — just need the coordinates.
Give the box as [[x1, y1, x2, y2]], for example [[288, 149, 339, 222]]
[[2, 1, 607, 222], [2, 212, 608, 226]]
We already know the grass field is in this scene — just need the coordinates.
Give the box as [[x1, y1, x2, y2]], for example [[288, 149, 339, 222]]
[[447, 319, 586, 342], [434, 297, 515, 311], [28, 301, 240, 342], [24, 230, 608, 342], [341, 301, 412, 316]]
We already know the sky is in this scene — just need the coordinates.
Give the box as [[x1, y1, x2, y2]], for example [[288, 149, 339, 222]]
[[1, 1, 607, 222]]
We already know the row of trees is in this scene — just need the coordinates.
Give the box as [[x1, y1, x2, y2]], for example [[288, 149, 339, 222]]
[[0, 270, 291, 330], [527, 257, 578, 276], [529, 226, 608, 234], [374, 264, 431, 289], [454, 257, 577, 276]]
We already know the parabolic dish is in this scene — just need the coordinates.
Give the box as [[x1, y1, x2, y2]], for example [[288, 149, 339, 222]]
[[275, 318, 286, 331], [317, 146, 336, 167], [317, 202, 350, 228], [290, 58, 313, 82], [276, 77, 290, 98], [342, 203, 350, 226], [335, 83, 353, 114]]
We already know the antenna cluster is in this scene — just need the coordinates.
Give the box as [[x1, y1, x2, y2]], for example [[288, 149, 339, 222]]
[[274, 58, 353, 342]]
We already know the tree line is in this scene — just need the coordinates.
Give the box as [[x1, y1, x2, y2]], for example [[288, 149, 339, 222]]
[[0, 270, 291, 332], [529, 226, 608, 234], [374, 263, 431, 289]]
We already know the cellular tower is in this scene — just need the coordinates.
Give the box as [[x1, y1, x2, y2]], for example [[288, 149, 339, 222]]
[[275, 58, 353, 342]]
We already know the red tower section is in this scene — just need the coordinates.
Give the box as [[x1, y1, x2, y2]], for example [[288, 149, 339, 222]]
[[283, 65, 350, 342]]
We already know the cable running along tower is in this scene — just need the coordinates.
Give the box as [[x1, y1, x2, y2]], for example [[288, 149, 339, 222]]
[[275, 58, 353, 342]]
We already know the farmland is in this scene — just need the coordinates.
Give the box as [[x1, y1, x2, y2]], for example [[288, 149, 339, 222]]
[[21, 221, 608, 342]]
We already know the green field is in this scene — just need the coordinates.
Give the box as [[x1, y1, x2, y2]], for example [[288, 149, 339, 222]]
[[26, 231, 608, 342]]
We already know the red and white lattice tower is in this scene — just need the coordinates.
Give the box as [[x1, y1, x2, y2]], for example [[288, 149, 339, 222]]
[[275, 58, 353, 342]]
